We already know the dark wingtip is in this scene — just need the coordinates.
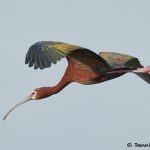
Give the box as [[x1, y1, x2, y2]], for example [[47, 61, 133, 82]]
[[25, 43, 38, 68], [25, 52, 30, 64], [135, 73, 150, 84], [25, 41, 65, 69]]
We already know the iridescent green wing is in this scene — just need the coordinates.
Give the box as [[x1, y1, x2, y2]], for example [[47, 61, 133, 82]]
[[25, 41, 109, 71], [99, 52, 143, 68], [25, 41, 85, 69], [99, 52, 150, 84]]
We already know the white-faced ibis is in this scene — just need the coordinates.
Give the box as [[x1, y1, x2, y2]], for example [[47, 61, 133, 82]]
[[3, 41, 150, 120]]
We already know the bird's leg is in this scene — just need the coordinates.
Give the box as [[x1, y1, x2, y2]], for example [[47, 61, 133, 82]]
[[133, 65, 150, 73], [107, 65, 150, 74]]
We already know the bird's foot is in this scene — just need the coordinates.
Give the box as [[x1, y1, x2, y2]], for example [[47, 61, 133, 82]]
[[133, 65, 150, 74]]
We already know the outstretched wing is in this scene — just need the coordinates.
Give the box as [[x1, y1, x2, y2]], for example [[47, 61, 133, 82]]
[[99, 52, 142, 68], [25, 41, 86, 69], [99, 52, 150, 84], [25, 41, 109, 71]]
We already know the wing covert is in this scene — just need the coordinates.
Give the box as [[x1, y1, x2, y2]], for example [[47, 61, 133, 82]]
[[99, 52, 142, 68]]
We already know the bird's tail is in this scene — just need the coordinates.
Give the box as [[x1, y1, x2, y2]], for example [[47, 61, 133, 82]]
[[99, 52, 150, 84]]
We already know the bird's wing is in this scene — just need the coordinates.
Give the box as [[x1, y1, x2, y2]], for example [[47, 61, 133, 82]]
[[99, 52, 142, 68], [25, 41, 109, 71], [99, 52, 150, 84], [25, 41, 82, 69]]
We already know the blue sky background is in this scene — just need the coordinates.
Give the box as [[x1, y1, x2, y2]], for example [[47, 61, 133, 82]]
[[0, 0, 150, 150]]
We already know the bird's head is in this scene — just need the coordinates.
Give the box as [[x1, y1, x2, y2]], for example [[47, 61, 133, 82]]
[[3, 87, 52, 121], [32, 87, 53, 99]]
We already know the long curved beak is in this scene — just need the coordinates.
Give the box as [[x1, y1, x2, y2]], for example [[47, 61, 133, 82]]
[[3, 94, 33, 121]]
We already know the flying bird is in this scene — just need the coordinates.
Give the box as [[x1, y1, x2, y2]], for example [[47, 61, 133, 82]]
[[3, 41, 150, 120]]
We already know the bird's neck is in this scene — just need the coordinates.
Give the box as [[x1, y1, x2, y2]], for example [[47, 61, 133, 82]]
[[44, 68, 73, 97], [50, 79, 71, 95]]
